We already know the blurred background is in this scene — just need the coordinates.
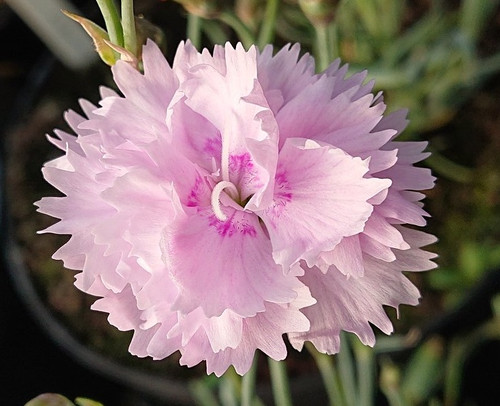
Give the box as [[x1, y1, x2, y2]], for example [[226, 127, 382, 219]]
[[1, 0, 500, 405]]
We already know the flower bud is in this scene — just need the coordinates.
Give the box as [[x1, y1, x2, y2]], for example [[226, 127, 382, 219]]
[[64, 11, 166, 71], [63, 10, 118, 66]]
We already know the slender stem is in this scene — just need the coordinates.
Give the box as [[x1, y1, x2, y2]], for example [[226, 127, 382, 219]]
[[315, 22, 331, 72], [121, 0, 137, 56], [95, 0, 123, 46], [353, 340, 375, 406], [241, 353, 258, 406], [338, 334, 358, 406], [218, 11, 255, 49], [257, 0, 279, 48], [380, 359, 408, 406], [268, 358, 292, 406], [306, 343, 346, 406], [328, 22, 338, 59], [219, 368, 239, 406], [202, 19, 229, 45], [187, 13, 202, 49]]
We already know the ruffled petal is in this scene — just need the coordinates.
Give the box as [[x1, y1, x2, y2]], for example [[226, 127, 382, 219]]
[[257, 43, 316, 113], [289, 260, 420, 354], [259, 138, 391, 269], [180, 294, 314, 376], [112, 40, 178, 121], [163, 208, 299, 318]]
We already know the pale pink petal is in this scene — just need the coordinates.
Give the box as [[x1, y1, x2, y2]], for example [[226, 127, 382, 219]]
[[112, 39, 177, 120], [374, 108, 409, 137], [163, 208, 298, 318], [169, 101, 222, 173], [259, 138, 391, 269], [91, 284, 142, 331], [376, 190, 429, 226], [289, 261, 420, 353], [168, 308, 243, 352], [362, 211, 410, 250], [257, 43, 316, 112], [180, 298, 313, 376], [318, 235, 365, 277]]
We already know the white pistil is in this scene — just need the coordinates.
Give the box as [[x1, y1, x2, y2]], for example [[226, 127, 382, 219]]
[[211, 181, 239, 221]]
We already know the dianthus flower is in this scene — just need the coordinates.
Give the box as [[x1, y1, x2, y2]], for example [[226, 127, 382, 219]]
[[36, 40, 437, 376]]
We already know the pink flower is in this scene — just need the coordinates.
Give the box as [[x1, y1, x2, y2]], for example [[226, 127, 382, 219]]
[[36, 40, 437, 376]]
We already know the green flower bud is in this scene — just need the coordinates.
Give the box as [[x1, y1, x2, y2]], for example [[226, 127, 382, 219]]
[[63, 10, 118, 66]]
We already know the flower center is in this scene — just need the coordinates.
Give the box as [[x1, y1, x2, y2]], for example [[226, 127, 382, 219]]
[[211, 135, 240, 221]]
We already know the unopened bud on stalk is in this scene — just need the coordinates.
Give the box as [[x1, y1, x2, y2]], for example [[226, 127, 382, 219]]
[[63, 10, 118, 66], [298, 0, 337, 26], [63, 10, 166, 71]]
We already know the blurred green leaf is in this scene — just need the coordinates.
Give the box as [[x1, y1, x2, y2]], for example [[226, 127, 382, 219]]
[[401, 337, 445, 404], [459, 0, 500, 41]]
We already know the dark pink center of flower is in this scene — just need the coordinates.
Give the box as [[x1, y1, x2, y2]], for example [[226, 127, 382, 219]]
[[211, 148, 255, 221]]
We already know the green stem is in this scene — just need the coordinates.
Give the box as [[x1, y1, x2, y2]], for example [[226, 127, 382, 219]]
[[95, 0, 123, 46], [443, 339, 465, 406], [202, 20, 229, 45], [315, 22, 331, 72], [328, 22, 338, 60], [218, 11, 255, 49], [353, 340, 375, 406], [187, 13, 202, 49], [241, 353, 258, 406], [268, 358, 292, 406], [338, 334, 358, 406], [306, 343, 346, 406], [121, 0, 137, 55], [257, 0, 279, 49], [380, 359, 408, 406], [219, 369, 239, 406]]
